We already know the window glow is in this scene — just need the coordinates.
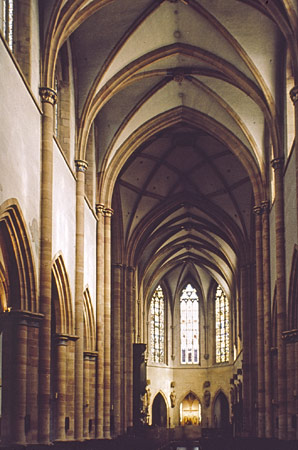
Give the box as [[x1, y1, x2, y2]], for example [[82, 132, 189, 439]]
[[150, 285, 164, 363], [215, 285, 229, 363], [180, 284, 199, 364]]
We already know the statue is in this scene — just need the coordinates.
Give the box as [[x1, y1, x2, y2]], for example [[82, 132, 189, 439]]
[[204, 390, 211, 408], [170, 389, 176, 408]]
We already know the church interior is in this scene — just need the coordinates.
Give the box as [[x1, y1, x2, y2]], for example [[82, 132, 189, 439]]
[[0, 0, 298, 448]]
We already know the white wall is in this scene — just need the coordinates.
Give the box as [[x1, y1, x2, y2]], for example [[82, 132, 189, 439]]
[[0, 38, 41, 269], [52, 141, 76, 301]]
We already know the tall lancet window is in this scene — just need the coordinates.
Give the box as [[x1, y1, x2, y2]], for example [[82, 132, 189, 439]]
[[2, 0, 14, 51], [150, 285, 165, 363], [215, 285, 230, 363], [180, 283, 199, 364]]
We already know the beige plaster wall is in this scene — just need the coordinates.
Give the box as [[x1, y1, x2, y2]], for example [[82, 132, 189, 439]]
[[0, 38, 41, 267], [52, 141, 76, 300]]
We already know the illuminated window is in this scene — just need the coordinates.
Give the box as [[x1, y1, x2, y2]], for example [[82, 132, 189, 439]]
[[150, 285, 165, 363], [180, 283, 199, 364], [215, 285, 229, 363], [2, 0, 14, 51]]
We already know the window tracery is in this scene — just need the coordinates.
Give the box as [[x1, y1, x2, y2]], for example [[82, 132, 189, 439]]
[[180, 283, 199, 364], [215, 284, 229, 363], [150, 285, 165, 363]]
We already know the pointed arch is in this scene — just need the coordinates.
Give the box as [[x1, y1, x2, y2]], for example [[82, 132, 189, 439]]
[[0, 199, 37, 312], [151, 391, 168, 427], [52, 253, 73, 335], [179, 391, 202, 426], [212, 390, 230, 429], [83, 287, 96, 352]]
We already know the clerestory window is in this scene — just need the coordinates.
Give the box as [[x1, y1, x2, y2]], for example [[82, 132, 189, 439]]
[[150, 285, 165, 363], [180, 283, 199, 364], [215, 285, 229, 363]]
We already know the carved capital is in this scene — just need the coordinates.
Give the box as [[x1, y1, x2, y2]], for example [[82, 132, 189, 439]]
[[290, 85, 298, 105], [253, 205, 262, 216], [103, 207, 114, 217], [75, 159, 88, 173], [96, 204, 105, 217], [271, 157, 284, 171], [39, 87, 57, 105], [282, 329, 298, 343], [261, 200, 270, 213]]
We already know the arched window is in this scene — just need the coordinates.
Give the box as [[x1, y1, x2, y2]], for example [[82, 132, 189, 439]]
[[150, 285, 165, 363], [215, 285, 229, 363], [1, 0, 14, 51], [180, 283, 199, 364]]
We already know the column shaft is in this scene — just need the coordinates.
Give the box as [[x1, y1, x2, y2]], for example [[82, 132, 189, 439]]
[[95, 205, 104, 438], [38, 87, 56, 444], [271, 158, 287, 439], [56, 337, 67, 441], [240, 264, 252, 434], [74, 160, 88, 440], [103, 208, 113, 438], [112, 264, 122, 436], [261, 202, 273, 437], [83, 355, 90, 438], [13, 320, 28, 444], [126, 267, 134, 428], [254, 206, 265, 437]]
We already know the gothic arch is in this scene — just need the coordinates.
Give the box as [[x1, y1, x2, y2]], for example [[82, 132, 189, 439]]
[[52, 253, 73, 335], [151, 391, 168, 427], [179, 390, 202, 426], [83, 287, 96, 352], [0, 199, 37, 312], [212, 390, 230, 429]]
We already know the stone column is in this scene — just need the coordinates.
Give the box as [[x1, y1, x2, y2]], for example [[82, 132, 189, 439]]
[[112, 263, 123, 436], [282, 330, 298, 440], [103, 207, 113, 438], [240, 264, 251, 435], [271, 157, 287, 439], [55, 335, 68, 441], [38, 87, 57, 444], [83, 353, 90, 438], [253, 205, 265, 437], [95, 204, 105, 438], [74, 159, 88, 440], [261, 201, 273, 437], [126, 266, 135, 429], [13, 315, 28, 444]]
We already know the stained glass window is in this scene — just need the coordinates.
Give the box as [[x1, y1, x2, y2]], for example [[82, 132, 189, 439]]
[[215, 285, 229, 363], [180, 283, 199, 364], [2, 0, 14, 51], [150, 285, 165, 363]]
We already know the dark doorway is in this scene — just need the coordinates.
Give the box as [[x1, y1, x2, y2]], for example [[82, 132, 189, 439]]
[[213, 392, 229, 430], [152, 393, 167, 427]]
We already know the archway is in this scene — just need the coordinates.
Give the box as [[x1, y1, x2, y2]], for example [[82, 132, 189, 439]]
[[180, 392, 201, 426], [213, 392, 229, 430], [152, 393, 167, 427]]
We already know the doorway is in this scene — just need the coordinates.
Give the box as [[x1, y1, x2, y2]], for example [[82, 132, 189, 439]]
[[152, 393, 167, 427]]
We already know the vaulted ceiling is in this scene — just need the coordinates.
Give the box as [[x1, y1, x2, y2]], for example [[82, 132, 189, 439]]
[[43, 0, 297, 303]]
